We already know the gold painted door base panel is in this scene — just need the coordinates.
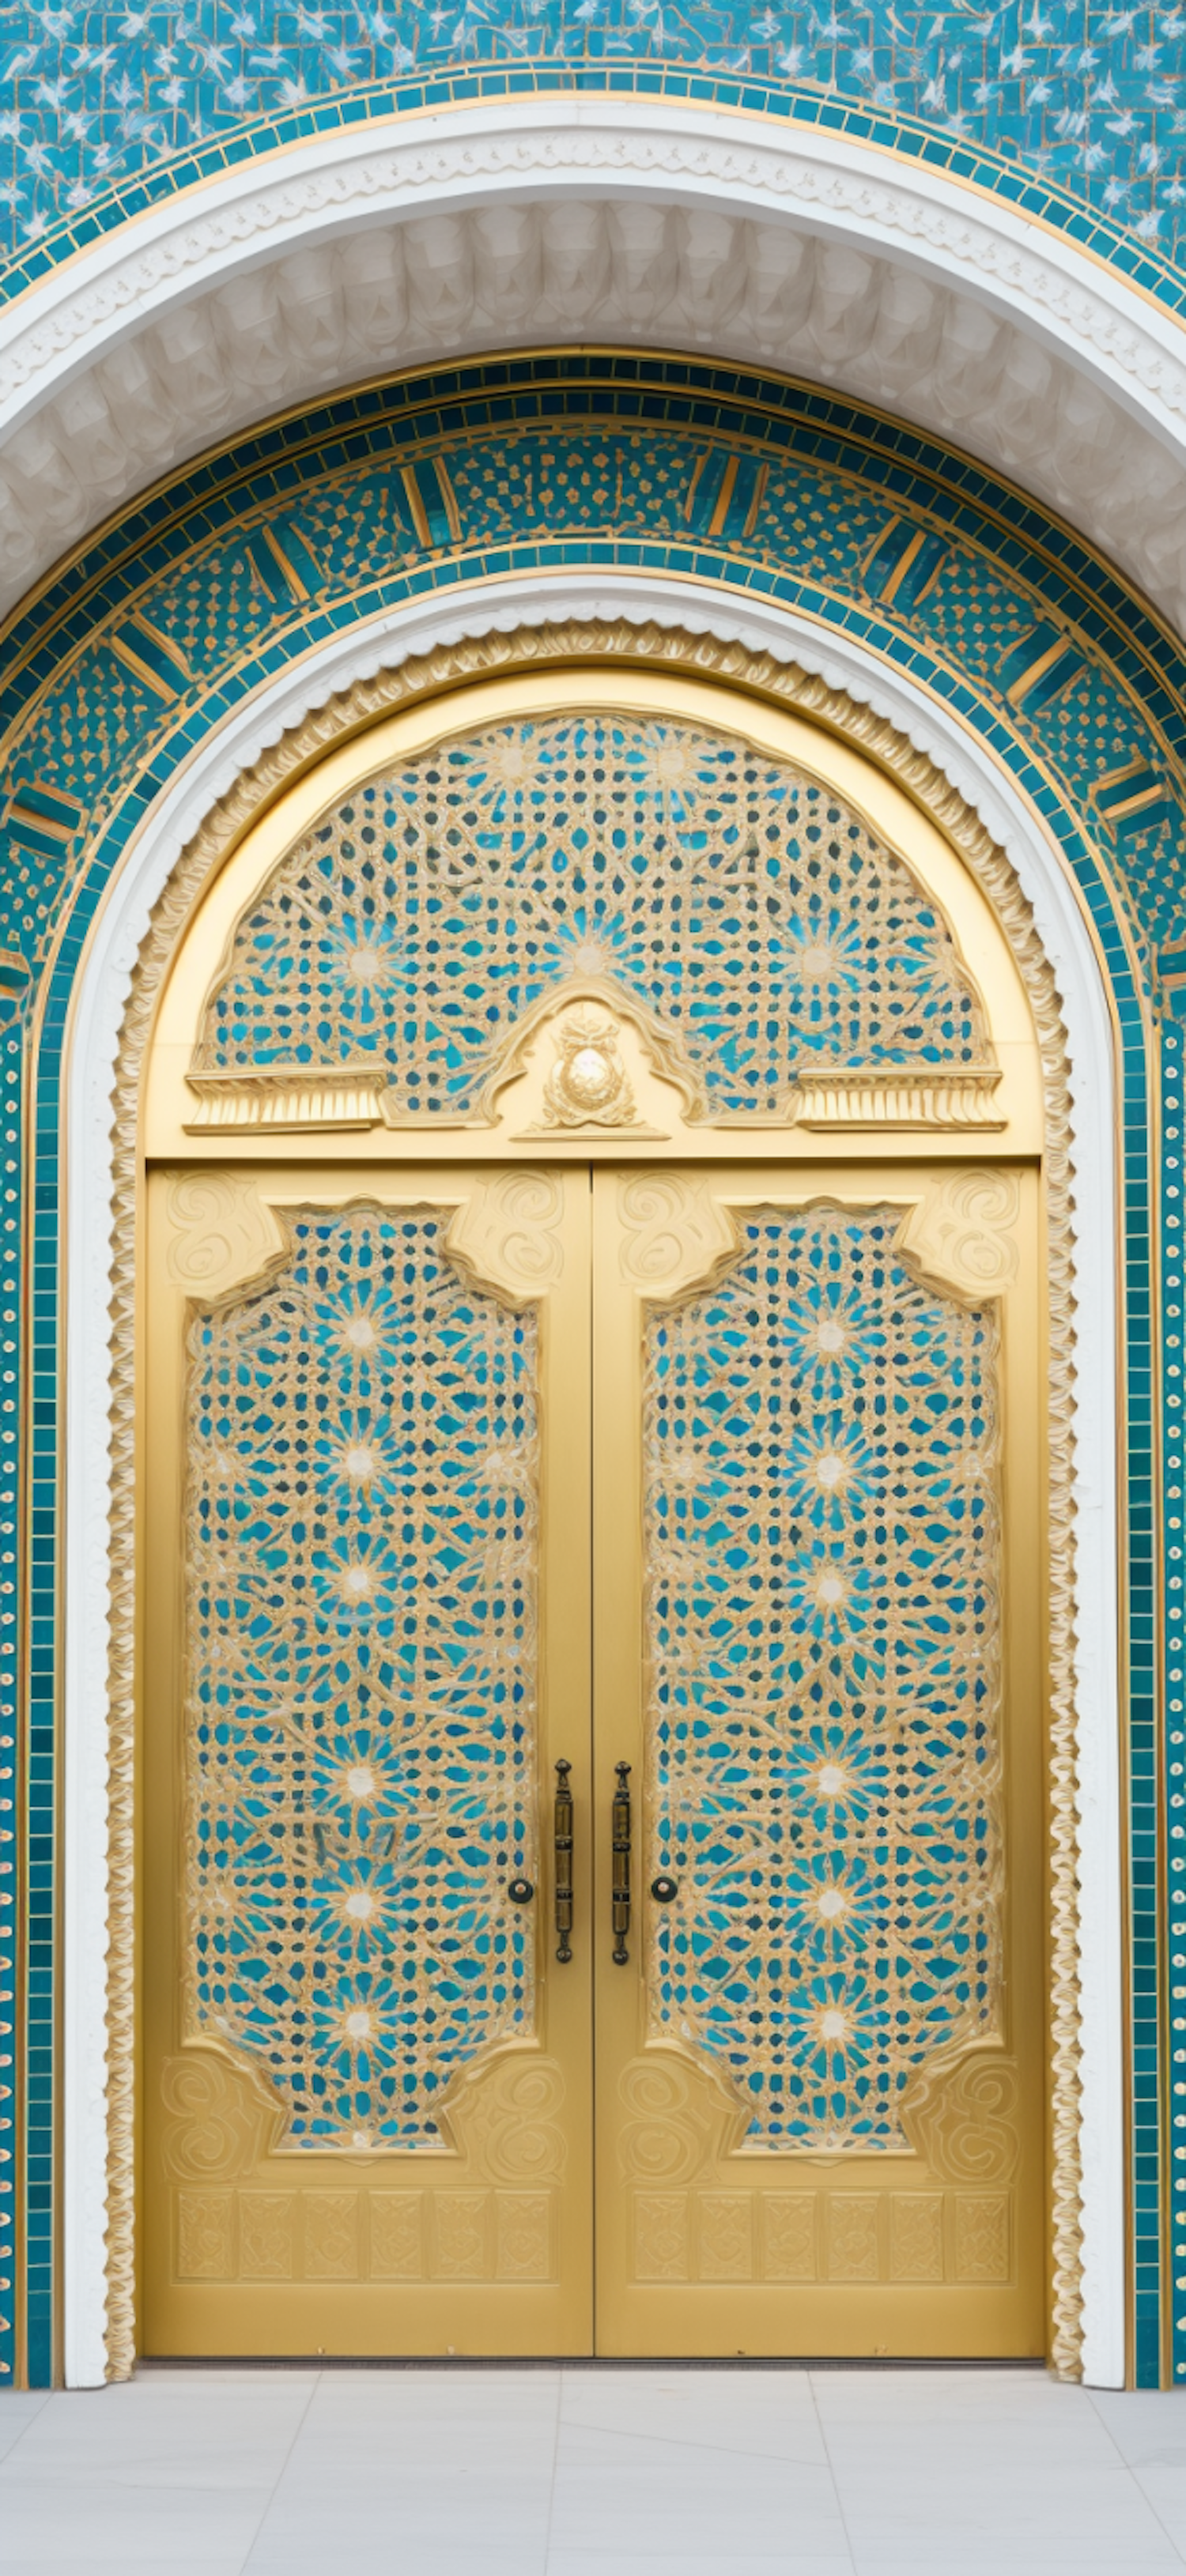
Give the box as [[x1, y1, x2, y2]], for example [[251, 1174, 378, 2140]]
[[142, 1160, 1044, 2360]]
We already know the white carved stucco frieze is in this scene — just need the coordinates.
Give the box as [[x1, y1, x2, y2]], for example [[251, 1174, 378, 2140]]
[[0, 103, 1185, 628]]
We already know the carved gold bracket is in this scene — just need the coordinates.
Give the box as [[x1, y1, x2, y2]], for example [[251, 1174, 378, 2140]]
[[790, 1065, 1004, 1130], [184, 1062, 387, 1132]]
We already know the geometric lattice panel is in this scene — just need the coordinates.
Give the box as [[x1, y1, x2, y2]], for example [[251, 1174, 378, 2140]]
[[194, 717, 988, 1116], [183, 1205, 539, 2150], [644, 1206, 1003, 2149]]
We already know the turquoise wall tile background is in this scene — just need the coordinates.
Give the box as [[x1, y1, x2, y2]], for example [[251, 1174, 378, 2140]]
[[0, 5, 1184, 300]]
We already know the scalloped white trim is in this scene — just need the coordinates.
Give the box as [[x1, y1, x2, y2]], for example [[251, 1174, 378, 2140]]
[[63, 569, 1124, 2388], [1, 100, 1186, 628]]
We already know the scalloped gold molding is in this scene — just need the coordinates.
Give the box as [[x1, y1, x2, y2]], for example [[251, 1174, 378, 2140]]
[[104, 618, 1082, 2380]]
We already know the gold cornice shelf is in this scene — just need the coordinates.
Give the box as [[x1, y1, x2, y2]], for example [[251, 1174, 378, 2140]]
[[790, 1065, 1005, 1130], [184, 1055, 1007, 1137], [184, 1063, 387, 1132]]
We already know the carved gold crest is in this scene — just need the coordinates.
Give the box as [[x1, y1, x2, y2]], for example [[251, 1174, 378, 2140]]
[[541, 1007, 640, 1129]]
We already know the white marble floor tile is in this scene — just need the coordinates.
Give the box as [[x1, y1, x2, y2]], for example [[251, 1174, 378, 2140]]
[[244, 2518, 546, 2576], [850, 2563, 1183, 2576], [0, 2563, 255, 2576], [821, 2435, 1126, 2491], [1090, 2387, 1186, 2463], [1, 2367, 1185, 2576], [131, 2369, 319, 2392], [1113, 2464, 1186, 2551], [809, 2367, 1069, 2420], [546, 2559, 854, 2576], [0, 2482, 273, 2570], [253, 2471, 555, 2518], [0, 2384, 314, 2492], [550, 2430, 848, 2559], [835, 2488, 1183, 2568]]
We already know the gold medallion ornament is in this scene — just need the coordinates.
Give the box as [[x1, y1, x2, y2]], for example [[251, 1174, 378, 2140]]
[[542, 1009, 640, 1129]]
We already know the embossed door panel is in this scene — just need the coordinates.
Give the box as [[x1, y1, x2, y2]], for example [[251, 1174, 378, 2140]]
[[142, 1166, 594, 2357], [145, 1154, 1044, 2359], [591, 1164, 1044, 2357]]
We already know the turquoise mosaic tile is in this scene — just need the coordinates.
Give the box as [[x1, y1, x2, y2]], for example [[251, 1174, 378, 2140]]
[[1161, 1023, 1185, 2382], [0, 350, 1171, 2383], [0, 1031, 22, 2391], [0, 13, 1183, 307]]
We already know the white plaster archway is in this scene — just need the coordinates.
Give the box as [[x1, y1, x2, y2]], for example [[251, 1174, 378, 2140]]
[[3, 98, 1186, 630], [62, 571, 1126, 2389]]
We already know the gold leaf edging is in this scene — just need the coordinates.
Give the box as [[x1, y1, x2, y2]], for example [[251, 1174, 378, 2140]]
[[103, 617, 1082, 2378]]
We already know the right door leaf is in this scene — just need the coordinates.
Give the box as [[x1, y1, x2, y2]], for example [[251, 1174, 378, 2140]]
[[643, 1201, 1003, 2150]]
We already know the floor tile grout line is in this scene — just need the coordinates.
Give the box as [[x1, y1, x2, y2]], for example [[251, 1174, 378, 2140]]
[[542, 2367, 565, 2574], [1086, 2388, 1186, 2570], [236, 2366, 324, 2576], [542, 2405, 837, 2472], [0, 2389, 51, 2474], [806, 2367, 861, 2576]]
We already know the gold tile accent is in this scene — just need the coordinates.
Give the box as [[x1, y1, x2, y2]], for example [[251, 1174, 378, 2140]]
[[434, 2193, 491, 2280], [826, 2195, 882, 2281], [633, 2192, 690, 2282], [237, 2192, 296, 2281], [954, 2193, 1011, 2282], [761, 2193, 818, 2281], [496, 2191, 553, 2282], [368, 2192, 425, 2281], [175, 2189, 234, 2281], [696, 2193, 754, 2282], [889, 2193, 946, 2282], [303, 2192, 360, 2281]]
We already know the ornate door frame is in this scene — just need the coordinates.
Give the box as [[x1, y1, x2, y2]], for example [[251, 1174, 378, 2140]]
[[59, 598, 1123, 2385]]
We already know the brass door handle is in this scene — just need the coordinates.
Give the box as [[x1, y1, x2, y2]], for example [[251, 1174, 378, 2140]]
[[553, 1759, 574, 1963], [612, 1761, 632, 1964]]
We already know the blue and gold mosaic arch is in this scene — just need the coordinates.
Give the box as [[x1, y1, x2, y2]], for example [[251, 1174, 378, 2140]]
[[2, 356, 1182, 998], [0, 348, 1179, 2384]]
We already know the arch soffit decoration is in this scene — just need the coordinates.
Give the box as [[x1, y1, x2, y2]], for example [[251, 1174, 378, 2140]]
[[70, 607, 1108, 2394], [5, 100, 1186, 632]]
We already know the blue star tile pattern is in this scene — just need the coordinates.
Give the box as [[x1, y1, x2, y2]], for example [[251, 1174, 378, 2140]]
[[185, 1202, 541, 2148], [0, 2, 1184, 277], [645, 1204, 1002, 2147], [192, 713, 989, 1111]]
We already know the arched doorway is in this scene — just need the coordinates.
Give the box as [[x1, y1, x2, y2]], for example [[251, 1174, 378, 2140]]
[[136, 666, 1050, 2358]]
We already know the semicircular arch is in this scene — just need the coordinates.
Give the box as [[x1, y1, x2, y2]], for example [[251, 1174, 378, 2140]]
[[57, 595, 1124, 2395]]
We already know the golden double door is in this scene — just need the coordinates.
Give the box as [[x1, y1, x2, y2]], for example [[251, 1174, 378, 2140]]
[[143, 1152, 1045, 2360]]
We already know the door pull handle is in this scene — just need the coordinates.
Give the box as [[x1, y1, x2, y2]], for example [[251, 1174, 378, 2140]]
[[611, 1761, 632, 1965], [553, 1759, 574, 1963]]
